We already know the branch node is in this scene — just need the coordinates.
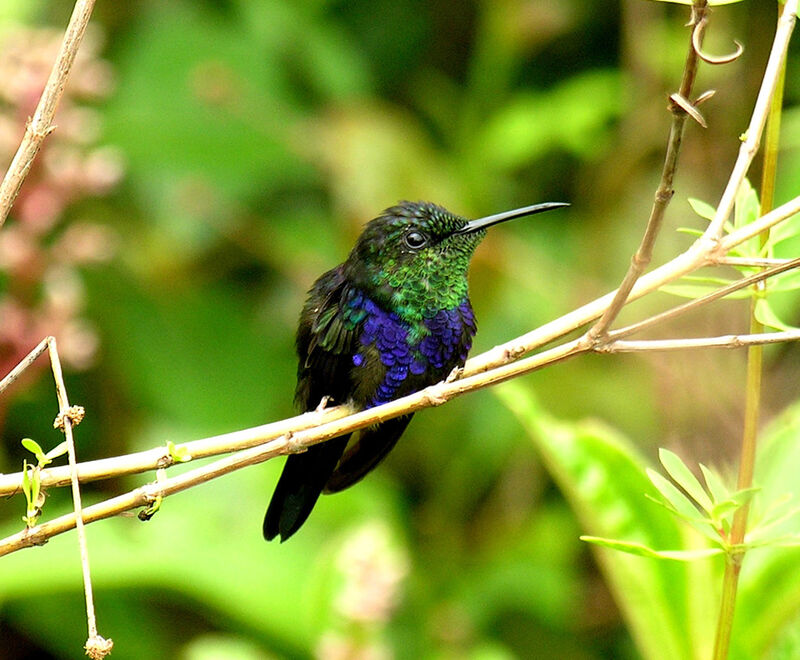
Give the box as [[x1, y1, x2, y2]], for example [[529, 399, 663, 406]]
[[30, 123, 57, 140], [84, 634, 114, 660], [139, 469, 166, 521], [285, 431, 307, 454], [502, 345, 525, 362], [155, 454, 173, 469], [54, 405, 85, 431], [669, 93, 707, 128], [22, 527, 48, 547], [421, 389, 449, 407]]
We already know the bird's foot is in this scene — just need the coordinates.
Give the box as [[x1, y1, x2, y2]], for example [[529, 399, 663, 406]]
[[445, 366, 463, 383]]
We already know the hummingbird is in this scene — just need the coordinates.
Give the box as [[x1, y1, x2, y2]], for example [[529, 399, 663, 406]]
[[264, 200, 568, 542]]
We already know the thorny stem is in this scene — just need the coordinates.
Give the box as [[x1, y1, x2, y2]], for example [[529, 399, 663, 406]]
[[588, 0, 711, 341], [0, 0, 97, 230], [713, 4, 790, 658]]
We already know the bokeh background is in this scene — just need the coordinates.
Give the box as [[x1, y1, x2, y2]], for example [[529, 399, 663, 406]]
[[0, 1, 799, 658]]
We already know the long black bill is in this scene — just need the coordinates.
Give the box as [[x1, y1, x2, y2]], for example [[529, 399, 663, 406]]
[[454, 201, 569, 235]]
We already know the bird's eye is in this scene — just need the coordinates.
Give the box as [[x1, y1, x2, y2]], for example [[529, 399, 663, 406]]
[[404, 230, 428, 249]]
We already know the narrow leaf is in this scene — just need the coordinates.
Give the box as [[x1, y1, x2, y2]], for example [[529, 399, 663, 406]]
[[748, 503, 800, 542], [727, 486, 760, 507], [699, 463, 729, 504], [645, 493, 722, 544], [21, 460, 30, 498], [659, 449, 713, 512], [582, 536, 724, 561], [688, 198, 716, 221], [647, 469, 703, 518], [710, 499, 741, 521]]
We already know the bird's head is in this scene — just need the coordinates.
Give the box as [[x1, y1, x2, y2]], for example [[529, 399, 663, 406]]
[[344, 200, 567, 319]]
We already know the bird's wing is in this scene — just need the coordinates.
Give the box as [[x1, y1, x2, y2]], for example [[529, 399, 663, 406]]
[[265, 268, 367, 542], [294, 266, 365, 409]]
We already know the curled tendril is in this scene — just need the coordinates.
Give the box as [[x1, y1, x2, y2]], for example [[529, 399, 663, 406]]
[[692, 15, 744, 65]]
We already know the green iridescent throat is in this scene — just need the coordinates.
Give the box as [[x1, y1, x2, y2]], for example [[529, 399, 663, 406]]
[[346, 202, 486, 326]]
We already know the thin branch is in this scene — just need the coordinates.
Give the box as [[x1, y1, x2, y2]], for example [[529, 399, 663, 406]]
[[0, 0, 797, 562], [0, 0, 97, 229], [46, 338, 110, 657], [607, 256, 800, 341], [4, 253, 798, 500], [602, 331, 800, 352], [3, 324, 799, 555], [713, 256, 795, 268], [588, 0, 709, 340], [0, 406, 352, 496], [1, 197, 798, 501], [719, 193, 800, 254], [0, 338, 51, 395], [1, 341, 590, 556], [704, 0, 797, 240]]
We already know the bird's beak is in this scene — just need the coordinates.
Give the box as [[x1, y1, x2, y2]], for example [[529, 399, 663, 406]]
[[453, 202, 569, 235]]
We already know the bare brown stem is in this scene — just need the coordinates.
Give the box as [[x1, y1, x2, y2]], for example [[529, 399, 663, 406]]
[[587, 0, 710, 340], [0, 0, 97, 229]]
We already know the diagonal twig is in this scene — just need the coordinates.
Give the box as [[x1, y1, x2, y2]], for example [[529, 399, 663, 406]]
[[586, 0, 713, 341], [0, 0, 97, 230]]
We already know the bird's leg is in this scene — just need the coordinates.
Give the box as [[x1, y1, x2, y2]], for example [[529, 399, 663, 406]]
[[445, 366, 463, 383]]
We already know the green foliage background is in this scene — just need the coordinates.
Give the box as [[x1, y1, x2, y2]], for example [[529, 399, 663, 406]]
[[1, 1, 799, 658]]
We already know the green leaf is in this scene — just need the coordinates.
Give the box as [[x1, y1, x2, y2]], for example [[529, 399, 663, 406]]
[[21, 460, 30, 500], [747, 499, 800, 543], [761, 535, 800, 548], [581, 536, 724, 561], [644, 492, 722, 545], [659, 449, 713, 513], [699, 463, 730, 504], [728, 487, 760, 507], [733, 179, 761, 258], [21, 438, 44, 460], [734, 178, 760, 230], [496, 383, 717, 660], [754, 298, 798, 332], [661, 276, 752, 300], [768, 268, 800, 293], [647, 469, 704, 520], [688, 198, 717, 221], [166, 440, 192, 463], [732, 400, 800, 658]]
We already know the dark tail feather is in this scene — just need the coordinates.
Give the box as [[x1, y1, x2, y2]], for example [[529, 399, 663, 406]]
[[263, 435, 350, 542], [324, 415, 412, 494]]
